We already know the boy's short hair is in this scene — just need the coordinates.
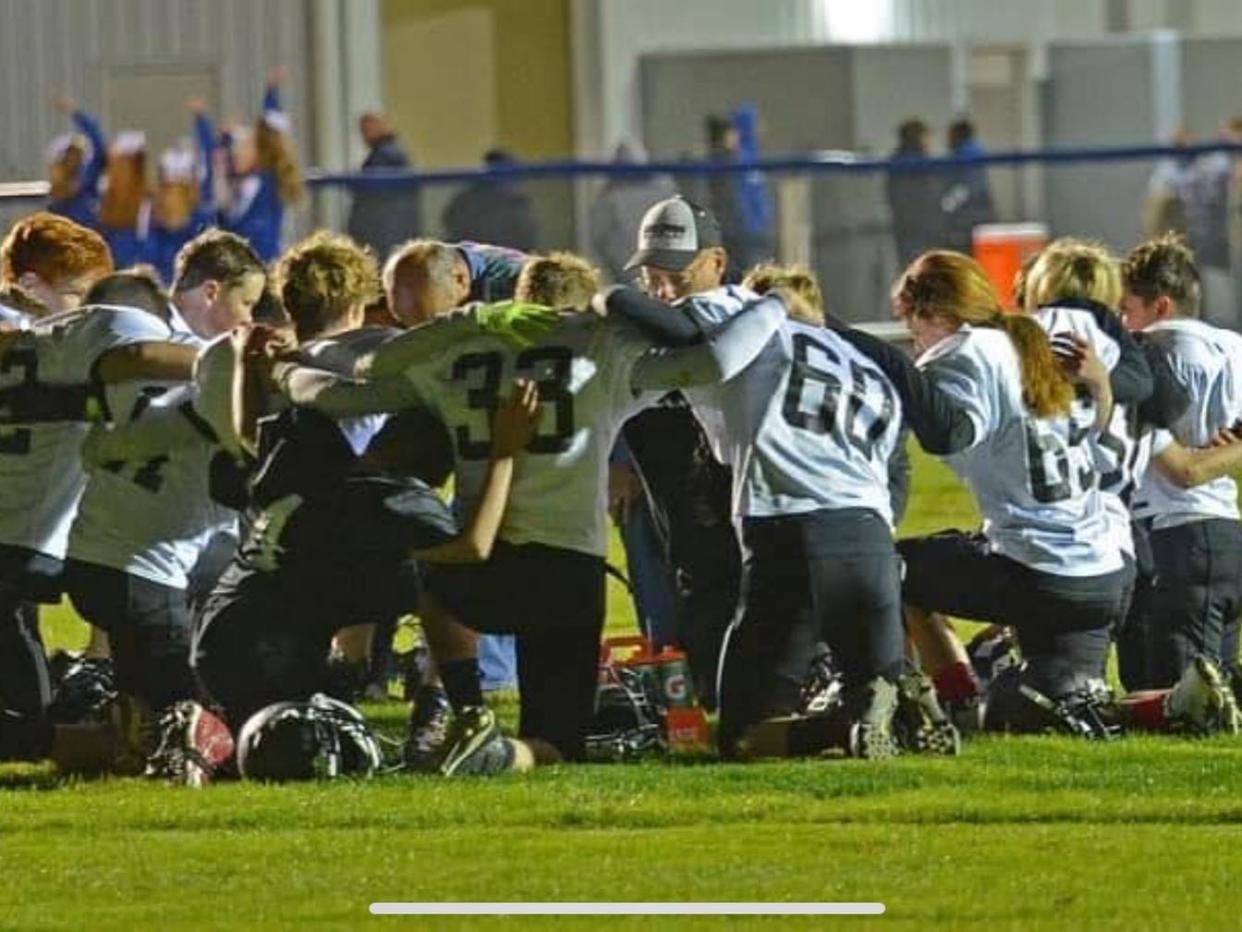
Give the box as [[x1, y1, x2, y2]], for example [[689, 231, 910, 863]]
[[276, 232, 380, 340], [1, 211, 113, 286], [514, 252, 600, 308], [1122, 233, 1202, 318], [173, 228, 265, 293], [84, 270, 170, 321]]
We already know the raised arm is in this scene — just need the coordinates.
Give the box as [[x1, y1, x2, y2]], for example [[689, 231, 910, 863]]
[[69, 106, 107, 197], [190, 101, 217, 206], [629, 295, 784, 391]]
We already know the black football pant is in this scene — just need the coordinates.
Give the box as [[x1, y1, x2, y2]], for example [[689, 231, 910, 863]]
[[65, 560, 196, 711], [718, 508, 905, 754], [426, 542, 605, 761], [899, 531, 1127, 700], [1147, 519, 1242, 688], [1115, 521, 1156, 692], [0, 544, 63, 716]]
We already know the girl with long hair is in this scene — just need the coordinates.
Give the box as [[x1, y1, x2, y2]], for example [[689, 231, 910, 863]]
[[893, 250, 1131, 737], [221, 67, 305, 262], [46, 96, 107, 229]]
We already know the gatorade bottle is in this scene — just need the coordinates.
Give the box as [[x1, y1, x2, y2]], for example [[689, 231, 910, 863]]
[[656, 646, 709, 753]]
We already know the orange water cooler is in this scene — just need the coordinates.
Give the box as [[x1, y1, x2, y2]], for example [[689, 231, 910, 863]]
[[972, 222, 1049, 310]]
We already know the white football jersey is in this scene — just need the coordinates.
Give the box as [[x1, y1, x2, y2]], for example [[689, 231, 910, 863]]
[[391, 316, 656, 557], [918, 325, 1122, 577], [1132, 318, 1242, 528], [680, 286, 901, 523], [297, 328, 397, 455], [67, 319, 239, 588], [0, 306, 172, 559], [1032, 304, 1136, 555]]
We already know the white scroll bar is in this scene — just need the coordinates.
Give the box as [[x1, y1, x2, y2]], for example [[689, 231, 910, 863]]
[[370, 902, 885, 916]]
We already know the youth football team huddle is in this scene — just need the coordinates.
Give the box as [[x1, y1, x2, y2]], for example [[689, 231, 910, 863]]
[[1, 180, 1241, 782]]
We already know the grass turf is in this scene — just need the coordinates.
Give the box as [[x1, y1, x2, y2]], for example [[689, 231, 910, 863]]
[[5, 447, 1242, 931]]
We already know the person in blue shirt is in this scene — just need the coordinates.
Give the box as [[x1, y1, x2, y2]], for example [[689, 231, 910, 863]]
[[222, 67, 305, 262], [941, 117, 996, 254], [95, 129, 150, 269], [46, 96, 107, 230], [143, 99, 220, 285]]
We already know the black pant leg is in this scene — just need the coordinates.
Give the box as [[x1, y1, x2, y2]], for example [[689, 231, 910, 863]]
[[0, 596, 50, 715], [717, 517, 816, 754]]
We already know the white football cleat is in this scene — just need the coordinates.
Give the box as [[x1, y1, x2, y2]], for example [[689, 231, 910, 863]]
[[1164, 656, 1242, 735]]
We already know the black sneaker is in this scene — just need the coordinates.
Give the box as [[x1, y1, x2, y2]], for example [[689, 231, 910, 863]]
[[402, 686, 452, 772], [438, 706, 515, 777], [894, 670, 962, 755], [47, 657, 116, 725]]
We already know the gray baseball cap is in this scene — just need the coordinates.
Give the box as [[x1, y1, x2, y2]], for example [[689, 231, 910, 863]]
[[624, 196, 723, 271]]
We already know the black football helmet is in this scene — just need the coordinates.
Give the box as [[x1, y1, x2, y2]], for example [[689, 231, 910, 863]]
[[236, 694, 383, 781], [585, 666, 665, 762]]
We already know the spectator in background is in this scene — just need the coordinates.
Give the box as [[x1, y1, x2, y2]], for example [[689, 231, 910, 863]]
[[223, 66, 305, 262], [1174, 118, 1242, 330], [142, 99, 219, 285], [95, 129, 149, 269], [588, 142, 677, 283], [704, 105, 775, 281], [941, 117, 995, 254], [442, 149, 538, 253], [886, 118, 945, 267], [1143, 128, 1194, 239], [347, 111, 421, 263], [47, 96, 107, 229]]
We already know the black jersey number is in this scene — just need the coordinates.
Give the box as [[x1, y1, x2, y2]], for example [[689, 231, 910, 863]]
[[782, 333, 894, 458], [101, 388, 171, 493], [0, 346, 39, 455], [1024, 398, 1095, 504], [451, 347, 575, 460], [1097, 406, 1142, 504]]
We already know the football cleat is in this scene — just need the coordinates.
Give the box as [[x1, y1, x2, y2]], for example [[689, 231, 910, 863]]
[[144, 701, 236, 786], [402, 686, 452, 772], [1164, 656, 1242, 736], [47, 656, 117, 725], [438, 706, 514, 777], [839, 676, 900, 760], [799, 644, 843, 716], [966, 627, 1020, 691], [893, 670, 962, 756]]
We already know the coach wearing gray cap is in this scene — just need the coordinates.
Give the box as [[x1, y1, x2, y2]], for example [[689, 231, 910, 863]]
[[611, 196, 741, 709]]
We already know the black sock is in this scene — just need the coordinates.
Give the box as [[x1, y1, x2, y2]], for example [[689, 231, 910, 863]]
[[439, 658, 483, 711]]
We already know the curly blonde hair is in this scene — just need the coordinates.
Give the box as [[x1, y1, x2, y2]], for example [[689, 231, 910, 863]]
[[277, 232, 379, 339]]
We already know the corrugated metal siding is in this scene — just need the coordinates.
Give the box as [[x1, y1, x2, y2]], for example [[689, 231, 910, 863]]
[[0, 0, 313, 183]]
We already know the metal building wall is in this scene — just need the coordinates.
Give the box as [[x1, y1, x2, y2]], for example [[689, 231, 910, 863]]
[[0, 0, 313, 187]]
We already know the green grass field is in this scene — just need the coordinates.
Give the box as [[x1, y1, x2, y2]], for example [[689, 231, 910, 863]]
[[5, 449, 1242, 931]]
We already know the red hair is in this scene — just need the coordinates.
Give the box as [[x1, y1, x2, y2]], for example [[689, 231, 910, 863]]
[[1, 212, 114, 286]]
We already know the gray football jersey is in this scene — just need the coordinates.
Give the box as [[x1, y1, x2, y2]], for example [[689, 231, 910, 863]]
[[680, 286, 901, 523], [394, 316, 656, 557], [1133, 318, 1242, 528], [0, 306, 172, 559], [919, 325, 1122, 577]]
